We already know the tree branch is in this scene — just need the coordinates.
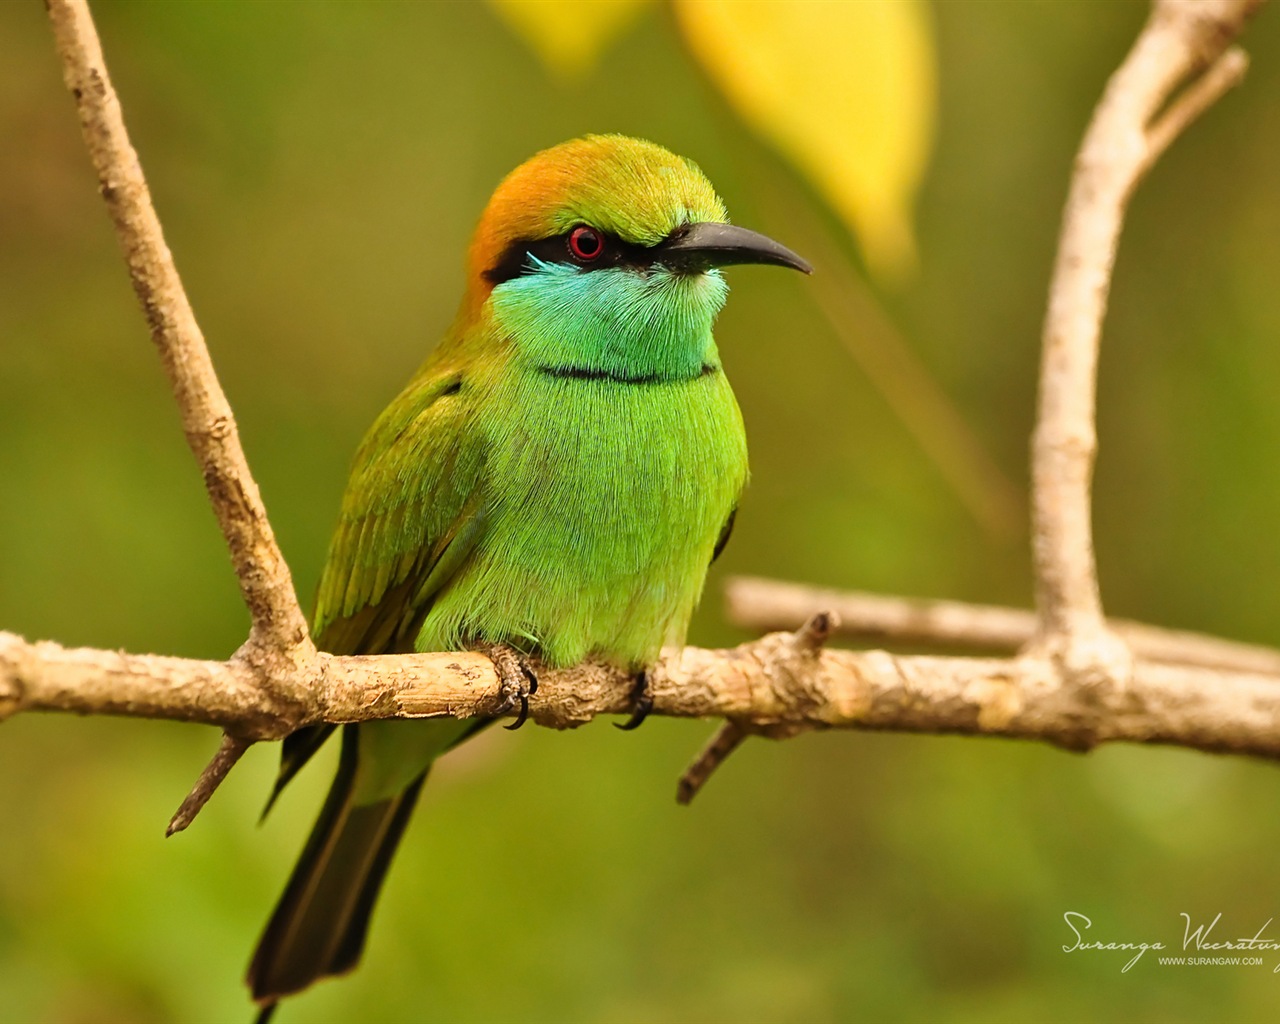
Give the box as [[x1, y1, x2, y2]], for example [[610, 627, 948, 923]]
[[724, 576, 1280, 677], [1029, 0, 1261, 682], [44, 0, 313, 668], [677, 722, 746, 805], [166, 733, 251, 837], [5, 627, 1280, 761]]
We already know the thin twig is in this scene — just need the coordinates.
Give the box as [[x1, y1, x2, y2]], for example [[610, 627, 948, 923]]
[[44, 0, 312, 662], [1029, 0, 1260, 682], [166, 733, 253, 837], [724, 577, 1280, 676], [1143, 47, 1250, 170], [677, 723, 746, 805], [674, 612, 836, 802]]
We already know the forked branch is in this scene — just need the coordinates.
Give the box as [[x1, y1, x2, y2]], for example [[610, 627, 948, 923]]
[[1028, 0, 1261, 683]]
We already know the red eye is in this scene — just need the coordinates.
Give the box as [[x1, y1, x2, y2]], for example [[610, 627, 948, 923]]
[[568, 225, 604, 261]]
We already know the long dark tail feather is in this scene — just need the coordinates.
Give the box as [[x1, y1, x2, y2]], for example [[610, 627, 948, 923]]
[[259, 724, 339, 823], [247, 725, 428, 1005]]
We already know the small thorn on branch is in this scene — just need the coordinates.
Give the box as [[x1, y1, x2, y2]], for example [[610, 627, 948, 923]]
[[792, 609, 838, 652], [166, 732, 252, 837], [677, 721, 746, 805]]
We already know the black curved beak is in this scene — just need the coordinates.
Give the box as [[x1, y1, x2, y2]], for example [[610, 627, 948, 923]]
[[657, 222, 813, 275]]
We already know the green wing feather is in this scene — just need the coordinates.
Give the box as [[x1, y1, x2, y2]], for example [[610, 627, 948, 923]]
[[315, 367, 485, 654], [264, 356, 489, 812]]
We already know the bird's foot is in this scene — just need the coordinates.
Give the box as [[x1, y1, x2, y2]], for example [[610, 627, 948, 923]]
[[480, 643, 539, 730], [615, 670, 652, 731]]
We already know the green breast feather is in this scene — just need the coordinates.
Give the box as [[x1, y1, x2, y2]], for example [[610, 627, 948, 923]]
[[314, 263, 747, 668]]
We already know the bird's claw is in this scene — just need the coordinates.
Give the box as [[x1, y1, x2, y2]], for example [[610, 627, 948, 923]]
[[483, 644, 538, 730], [615, 670, 652, 731]]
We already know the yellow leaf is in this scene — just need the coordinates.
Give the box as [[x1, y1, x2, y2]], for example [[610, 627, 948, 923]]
[[489, 0, 653, 80], [673, 0, 936, 280]]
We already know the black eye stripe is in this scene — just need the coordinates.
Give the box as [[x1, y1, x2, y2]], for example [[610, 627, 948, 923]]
[[485, 229, 660, 285]]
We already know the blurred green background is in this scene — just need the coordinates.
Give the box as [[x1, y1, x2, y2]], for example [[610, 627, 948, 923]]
[[4, 1, 1280, 1021]]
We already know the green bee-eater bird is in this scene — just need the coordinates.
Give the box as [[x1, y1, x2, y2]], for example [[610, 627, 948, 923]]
[[247, 134, 810, 1015]]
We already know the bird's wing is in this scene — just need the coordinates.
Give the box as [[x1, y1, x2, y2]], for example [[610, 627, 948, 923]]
[[711, 507, 737, 565], [264, 364, 487, 813], [313, 369, 485, 656]]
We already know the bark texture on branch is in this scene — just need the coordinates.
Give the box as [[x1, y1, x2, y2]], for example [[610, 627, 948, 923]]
[[5, 629, 1280, 761]]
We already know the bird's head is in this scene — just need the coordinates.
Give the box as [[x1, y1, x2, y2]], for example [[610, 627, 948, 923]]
[[461, 135, 810, 381]]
